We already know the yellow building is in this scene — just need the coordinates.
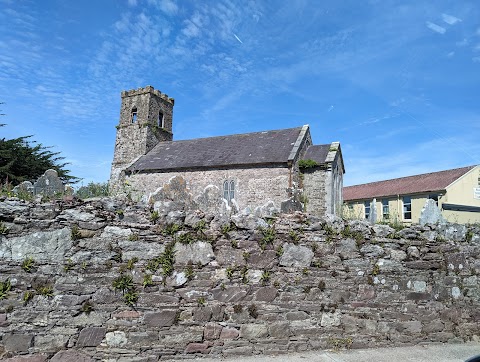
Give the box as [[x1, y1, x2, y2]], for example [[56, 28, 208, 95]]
[[343, 165, 480, 224]]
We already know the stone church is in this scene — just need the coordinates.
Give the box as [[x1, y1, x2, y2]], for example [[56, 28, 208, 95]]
[[109, 86, 344, 216]]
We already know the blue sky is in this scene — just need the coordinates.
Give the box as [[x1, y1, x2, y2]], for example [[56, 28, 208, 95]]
[[1, 0, 479, 187]]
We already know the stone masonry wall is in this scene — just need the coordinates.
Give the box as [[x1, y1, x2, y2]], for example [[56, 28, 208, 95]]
[[0, 197, 479, 361], [127, 166, 291, 214], [302, 169, 327, 216]]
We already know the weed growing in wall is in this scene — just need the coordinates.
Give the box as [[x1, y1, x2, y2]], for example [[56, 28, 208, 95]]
[[113, 274, 138, 306], [178, 232, 194, 244], [329, 337, 353, 351], [185, 263, 195, 281], [149, 210, 159, 223], [71, 225, 81, 241], [0, 222, 8, 235], [63, 258, 74, 272], [298, 159, 319, 169], [248, 304, 258, 319], [197, 297, 206, 306], [0, 279, 11, 300], [226, 266, 235, 280], [23, 291, 34, 305], [128, 233, 139, 241], [35, 284, 54, 297], [81, 300, 94, 314], [21, 256, 35, 273], [142, 274, 153, 288], [259, 226, 276, 250], [162, 223, 182, 236], [260, 270, 271, 285]]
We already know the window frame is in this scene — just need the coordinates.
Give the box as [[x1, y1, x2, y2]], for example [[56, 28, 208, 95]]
[[223, 180, 235, 203], [382, 199, 389, 220], [131, 107, 138, 123], [402, 196, 412, 220], [364, 200, 370, 220]]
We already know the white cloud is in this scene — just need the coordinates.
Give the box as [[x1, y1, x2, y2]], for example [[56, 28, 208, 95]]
[[426, 21, 446, 34], [441, 13, 461, 25], [127, 0, 137, 7], [153, 0, 178, 15]]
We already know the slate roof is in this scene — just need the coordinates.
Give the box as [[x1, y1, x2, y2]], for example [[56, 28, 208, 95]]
[[344, 165, 477, 201], [303, 145, 331, 165], [129, 126, 308, 172]]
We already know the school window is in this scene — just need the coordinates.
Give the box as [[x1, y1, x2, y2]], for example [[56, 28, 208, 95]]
[[382, 199, 389, 219], [223, 180, 235, 202], [131, 107, 138, 123], [403, 196, 412, 220], [364, 200, 370, 220]]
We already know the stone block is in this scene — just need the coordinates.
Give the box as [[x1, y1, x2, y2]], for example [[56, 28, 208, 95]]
[[254, 287, 278, 302], [212, 286, 248, 303], [248, 250, 277, 269], [193, 307, 212, 322], [4, 356, 48, 362], [286, 311, 309, 321], [105, 331, 127, 347], [220, 327, 240, 340], [144, 310, 178, 327], [0, 313, 7, 326], [3, 334, 33, 352], [279, 243, 314, 268], [185, 342, 211, 354], [240, 324, 269, 339], [204, 323, 223, 340], [76, 327, 106, 347], [175, 241, 214, 266], [50, 350, 94, 362], [268, 322, 292, 338], [1, 228, 72, 262]]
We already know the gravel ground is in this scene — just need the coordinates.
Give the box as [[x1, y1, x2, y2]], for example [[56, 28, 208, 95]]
[[178, 342, 480, 362]]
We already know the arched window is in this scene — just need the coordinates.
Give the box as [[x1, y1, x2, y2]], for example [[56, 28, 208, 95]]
[[158, 111, 164, 128], [131, 107, 138, 123], [223, 180, 235, 202]]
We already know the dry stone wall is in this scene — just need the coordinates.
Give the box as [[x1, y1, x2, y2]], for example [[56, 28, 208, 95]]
[[0, 197, 479, 361]]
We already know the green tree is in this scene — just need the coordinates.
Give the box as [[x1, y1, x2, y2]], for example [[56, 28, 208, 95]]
[[0, 122, 78, 185]]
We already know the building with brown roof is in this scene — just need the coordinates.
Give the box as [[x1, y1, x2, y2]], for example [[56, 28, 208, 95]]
[[343, 165, 480, 224], [109, 86, 344, 216]]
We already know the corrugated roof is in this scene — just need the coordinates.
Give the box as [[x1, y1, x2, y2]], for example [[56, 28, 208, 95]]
[[129, 126, 304, 172], [303, 144, 331, 164], [344, 165, 477, 201]]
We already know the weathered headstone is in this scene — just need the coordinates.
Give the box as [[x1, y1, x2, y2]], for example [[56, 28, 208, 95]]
[[419, 199, 445, 225], [368, 198, 377, 224], [33, 169, 65, 196], [12, 181, 34, 197]]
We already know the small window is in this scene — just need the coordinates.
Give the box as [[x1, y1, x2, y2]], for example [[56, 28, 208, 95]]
[[382, 199, 389, 219], [131, 107, 138, 123], [403, 196, 412, 220], [364, 200, 370, 220], [223, 180, 235, 203], [158, 111, 164, 128]]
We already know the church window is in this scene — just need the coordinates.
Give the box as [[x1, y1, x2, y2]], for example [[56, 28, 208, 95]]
[[158, 111, 164, 128], [223, 180, 235, 202], [131, 107, 138, 123]]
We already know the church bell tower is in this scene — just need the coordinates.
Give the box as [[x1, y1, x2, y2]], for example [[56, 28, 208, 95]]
[[109, 85, 174, 187]]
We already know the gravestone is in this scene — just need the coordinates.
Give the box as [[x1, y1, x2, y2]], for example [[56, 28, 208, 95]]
[[419, 199, 445, 225], [33, 169, 65, 196], [12, 181, 34, 197], [368, 198, 377, 224]]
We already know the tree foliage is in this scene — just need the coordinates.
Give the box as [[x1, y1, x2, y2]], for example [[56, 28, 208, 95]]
[[0, 123, 78, 186]]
